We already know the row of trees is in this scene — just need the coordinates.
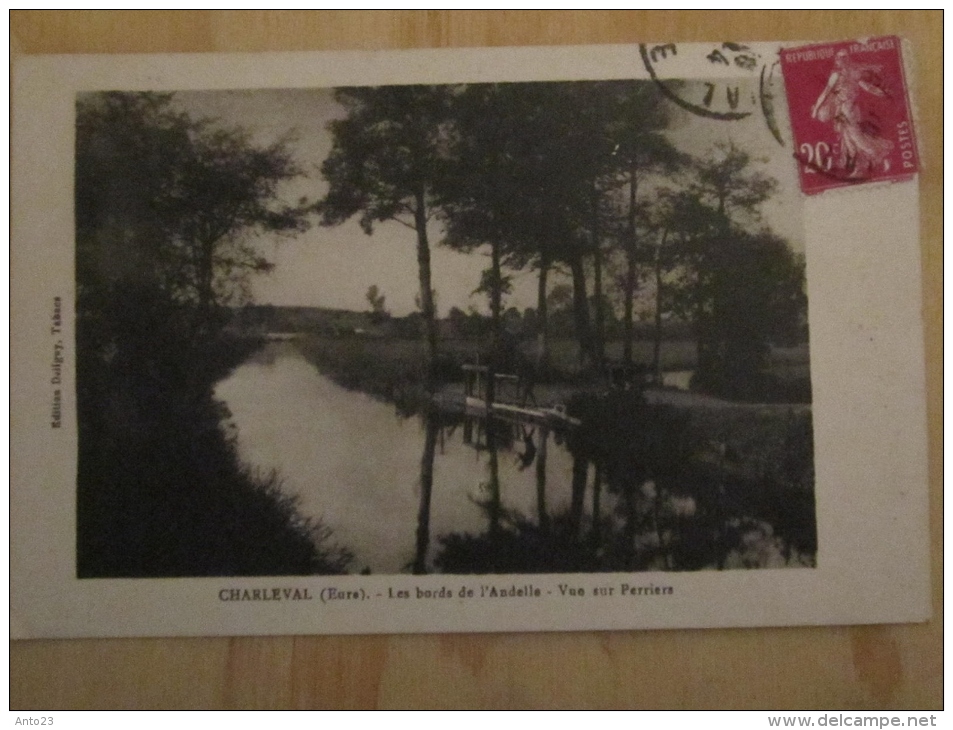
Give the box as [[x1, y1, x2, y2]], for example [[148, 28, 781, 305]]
[[79, 85, 806, 402], [319, 81, 807, 397]]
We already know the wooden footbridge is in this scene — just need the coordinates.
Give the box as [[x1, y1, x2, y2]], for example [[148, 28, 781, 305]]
[[459, 364, 581, 428]]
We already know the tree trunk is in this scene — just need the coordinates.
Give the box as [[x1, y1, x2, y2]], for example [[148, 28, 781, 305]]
[[593, 245, 605, 368], [535, 257, 549, 368], [490, 240, 503, 345], [695, 203, 731, 393], [651, 228, 669, 382], [591, 186, 605, 368], [622, 474, 640, 564], [694, 278, 715, 392], [196, 238, 216, 333], [623, 167, 638, 364], [623, 250, 637, 366], [413, 189, 439, 388], [591, 464, 602, 549], [569, 256, 594, 366]]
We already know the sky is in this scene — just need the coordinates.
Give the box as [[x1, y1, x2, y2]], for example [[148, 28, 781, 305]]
[[173, 80, 804, 318]]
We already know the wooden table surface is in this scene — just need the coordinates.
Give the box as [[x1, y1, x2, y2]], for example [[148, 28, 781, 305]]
[[10, 11, 943, 710]]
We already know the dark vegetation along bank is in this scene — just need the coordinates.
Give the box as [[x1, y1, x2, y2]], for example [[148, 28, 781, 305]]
[[75, 92, 351, 577], [430, 393, 816, 574]]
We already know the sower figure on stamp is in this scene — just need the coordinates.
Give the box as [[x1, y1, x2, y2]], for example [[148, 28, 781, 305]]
[[810, 49, 894, 177]]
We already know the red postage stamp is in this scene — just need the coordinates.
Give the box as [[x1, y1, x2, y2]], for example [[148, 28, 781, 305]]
[[780, 36, 919, 195]]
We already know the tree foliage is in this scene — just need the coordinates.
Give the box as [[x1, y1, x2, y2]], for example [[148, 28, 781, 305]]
[[77, 92, 310, 335], [318, 85, 456, 382], [438, 81, 673, 366], [601, 81, 684, 364], [316, 81, 806, 400], [663, 144, 806, 399]]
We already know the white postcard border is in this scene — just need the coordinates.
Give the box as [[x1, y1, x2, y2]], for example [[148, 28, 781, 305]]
[[11, 43, 930, 639]]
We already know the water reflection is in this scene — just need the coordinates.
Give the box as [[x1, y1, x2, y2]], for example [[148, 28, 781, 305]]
[[535, 425, 549, 534], [413, 413, 439, 575], [216, 343, 816, 575], [215, 344, 578, 573]]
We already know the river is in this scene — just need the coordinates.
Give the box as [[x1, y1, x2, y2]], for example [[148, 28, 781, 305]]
[[215, 341, 816, 574], [214, 342, 578, 574]]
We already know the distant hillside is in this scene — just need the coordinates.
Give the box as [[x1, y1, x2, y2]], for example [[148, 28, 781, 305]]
[[229, 304, 717, 343], [230, 305, 381, 336]]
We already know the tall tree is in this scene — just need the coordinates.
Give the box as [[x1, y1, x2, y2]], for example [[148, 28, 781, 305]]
[[439, 82, 580, 367], [76, 93, 190, 330], [517, 84, 601, 368], [438, 84, 522, 348], [448, 82, 608, 370], [556, 82, 618, 368], [641, 191, 703, 381], [318, 85, 456, 385], [603, 82, 683, 364], [542, 81, 675, 369], [668, 144, 806, 398], [689, 143, 774, 390]]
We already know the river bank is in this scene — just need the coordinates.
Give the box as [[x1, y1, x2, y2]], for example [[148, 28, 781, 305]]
[[294, 334, 813, 484], [296, 332, 801, 406], [77, 332, 353, 577]]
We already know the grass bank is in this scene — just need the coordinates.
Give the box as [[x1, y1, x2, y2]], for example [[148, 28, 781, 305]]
[[297, 333, 810, 408]]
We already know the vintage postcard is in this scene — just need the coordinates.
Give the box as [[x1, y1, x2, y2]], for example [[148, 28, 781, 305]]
[[11, 41, 929, 638]]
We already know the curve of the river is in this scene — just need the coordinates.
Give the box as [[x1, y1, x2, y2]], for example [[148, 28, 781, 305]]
[[214, 342, 576, 574]]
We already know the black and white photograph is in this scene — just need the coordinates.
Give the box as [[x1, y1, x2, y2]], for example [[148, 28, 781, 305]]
[[76, 74, 815, 579]]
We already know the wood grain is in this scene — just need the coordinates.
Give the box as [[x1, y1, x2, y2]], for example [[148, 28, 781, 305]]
[[10, 10, 942, 710]]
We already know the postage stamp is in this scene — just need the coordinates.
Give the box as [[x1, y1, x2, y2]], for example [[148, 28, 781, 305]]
[[780, 36, 919, 194]]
